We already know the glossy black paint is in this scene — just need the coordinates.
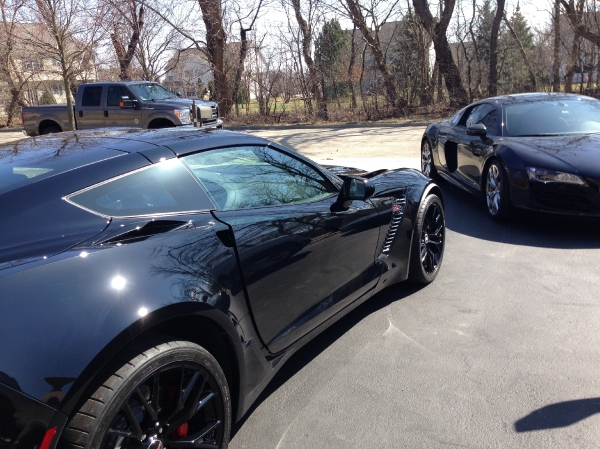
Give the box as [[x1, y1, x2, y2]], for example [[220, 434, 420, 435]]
[[0, 127, 440, 449], [423, 92, 600, 216]]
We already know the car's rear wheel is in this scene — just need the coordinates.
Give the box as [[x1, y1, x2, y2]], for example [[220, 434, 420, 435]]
[[485, 160, 511, 221], [408, 194, 445, 284], [62, 339, 231, 449], [421, 139, 437, 179]]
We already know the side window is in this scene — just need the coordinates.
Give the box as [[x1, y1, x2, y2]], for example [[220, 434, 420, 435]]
[[465, 104, 497, 133], [107, 86, 133, 107], [81, 86, 103, 107], [181, 146, 338, 211], [66, 159, 213, 217]]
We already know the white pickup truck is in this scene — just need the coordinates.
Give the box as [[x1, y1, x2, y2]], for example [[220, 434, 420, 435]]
[[22, 81, 222, 136]]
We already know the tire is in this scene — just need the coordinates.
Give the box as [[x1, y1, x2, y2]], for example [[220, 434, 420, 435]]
[[62, 338, 231, 449], [408, 194, 445, 284], [421, 138, 438, 179], [484, 160, 511, 221], [41, 125, 61, 135]]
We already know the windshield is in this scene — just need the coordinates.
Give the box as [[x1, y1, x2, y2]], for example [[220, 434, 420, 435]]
[[129, 83, 177, 101], [504, 98, 600, 136]]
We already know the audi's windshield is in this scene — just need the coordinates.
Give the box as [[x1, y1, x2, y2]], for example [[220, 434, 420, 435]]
[[504, 98, 600, 136]]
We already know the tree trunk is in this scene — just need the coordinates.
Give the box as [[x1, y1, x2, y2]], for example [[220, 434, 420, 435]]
[[111, 4, 144, 80], [198, 0, 230, 116], [348, 26, 357, 109], [412, 0, 468, 108], [488, 0, 505, 96], [345, 0, 407, 113], [564, 36, 579, 93], [503, 14, 537, 91], [553, 0, 561, 91], [291, 0, 327, 120]]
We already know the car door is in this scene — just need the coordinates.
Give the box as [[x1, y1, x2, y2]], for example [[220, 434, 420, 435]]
[[77, 85, 105, 129], [104, 85, 143, 128], [457, 103, 498, 189], [180, 145, 382, 354]]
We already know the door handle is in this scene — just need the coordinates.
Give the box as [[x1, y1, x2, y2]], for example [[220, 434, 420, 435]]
[[104, 111, 108, 118], [78, 111, 83, 118]]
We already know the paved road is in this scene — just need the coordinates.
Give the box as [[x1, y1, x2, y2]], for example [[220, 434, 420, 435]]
[[3, 126, 599, 448], [241, 124, 425, 171], [229, 126, 600, 448]]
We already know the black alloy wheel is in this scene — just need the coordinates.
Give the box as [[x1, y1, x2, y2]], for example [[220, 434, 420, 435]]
[[485, 160, 511, 221], [408, 194, 445, 284], [421, 139, 437, 179], [62, 339, 231, 449]]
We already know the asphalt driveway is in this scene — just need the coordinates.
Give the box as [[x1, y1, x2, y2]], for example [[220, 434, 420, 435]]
[[4, 125, 599, 448]]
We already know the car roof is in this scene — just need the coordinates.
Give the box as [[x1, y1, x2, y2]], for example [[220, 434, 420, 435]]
[[0, 128, 270, 195], [477, 92, 598, 106]]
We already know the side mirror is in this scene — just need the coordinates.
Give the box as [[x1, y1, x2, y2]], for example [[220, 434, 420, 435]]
[[119, 96, 138, 109], [176, 92, 183, 98], [467, 123, 487, 136], [331, 176, 375, 212]]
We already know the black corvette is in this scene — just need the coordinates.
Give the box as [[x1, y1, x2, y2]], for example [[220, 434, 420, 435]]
[[421, 92, 600, 220], [0, 128, 444, 449]]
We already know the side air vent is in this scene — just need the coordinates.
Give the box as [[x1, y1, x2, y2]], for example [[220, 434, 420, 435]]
[[381, 195, 407, 253]]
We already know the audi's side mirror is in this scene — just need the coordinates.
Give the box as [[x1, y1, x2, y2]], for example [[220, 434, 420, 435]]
[[467, 123, 487, 136]]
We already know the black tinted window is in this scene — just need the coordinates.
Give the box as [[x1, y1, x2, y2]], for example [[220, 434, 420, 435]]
[[466, 104, 496, 129], [504, 99, 600, 136], [181, 146, 337, 211], [107, 86, 133, 107], [67, 159, 213, 217], [81, 86, 103, 107]]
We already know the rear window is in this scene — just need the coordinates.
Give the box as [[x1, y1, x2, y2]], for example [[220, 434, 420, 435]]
[[66, 159, 214, 217], [81, 86, 103, 107]]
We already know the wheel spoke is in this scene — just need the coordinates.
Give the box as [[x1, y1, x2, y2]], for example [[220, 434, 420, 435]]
[[134, 386, 158, 421], [164, 373, 210, 435], [122, 401, 144, 440], [166, 420, 221, 448]]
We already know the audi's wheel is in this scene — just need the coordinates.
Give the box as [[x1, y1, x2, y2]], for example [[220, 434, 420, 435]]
[[421, 139, 438, 179], [62, 338, 231, 449], [485, 160, 511, 221]]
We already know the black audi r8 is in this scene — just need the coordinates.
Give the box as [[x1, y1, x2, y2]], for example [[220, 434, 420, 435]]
[[421, 92, 600, 220], [0, 128, 444, 449]]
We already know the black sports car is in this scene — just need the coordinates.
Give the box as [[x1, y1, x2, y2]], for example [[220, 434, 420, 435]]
[[0, 128, 444, 449], [421, 92, 600, 220]]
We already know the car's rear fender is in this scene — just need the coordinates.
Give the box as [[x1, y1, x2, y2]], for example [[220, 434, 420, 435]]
[[0, 217, 272, 424]]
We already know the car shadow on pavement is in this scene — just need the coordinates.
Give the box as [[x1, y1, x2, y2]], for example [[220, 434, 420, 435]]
[[514, 398, 600, 431], [441, 179, 600, 249], [231, 281, 423, 437]]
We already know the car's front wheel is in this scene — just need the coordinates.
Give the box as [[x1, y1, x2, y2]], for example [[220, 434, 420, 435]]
[[421, 138, 437, 179], [485, 160, 511, 221], [408, 194, 445, 284], [62, 338, 231, 449]]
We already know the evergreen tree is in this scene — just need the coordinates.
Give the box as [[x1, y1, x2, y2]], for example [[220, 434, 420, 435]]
[[315, 19, 348, 102]]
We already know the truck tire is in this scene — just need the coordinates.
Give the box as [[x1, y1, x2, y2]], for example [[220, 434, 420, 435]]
[[41, 125, 61, 135]]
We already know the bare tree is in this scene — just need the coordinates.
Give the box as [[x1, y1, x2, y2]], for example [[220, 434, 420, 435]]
[[21, 0, 103, 129], [553, 0, 561, 91], [106, 0, 144, 80], [412, 0, 468, 108], [341, 0, 407, 113], [0, 0, 35, 125], [288, 0, 327, 119], [488, 0, 505, 96]]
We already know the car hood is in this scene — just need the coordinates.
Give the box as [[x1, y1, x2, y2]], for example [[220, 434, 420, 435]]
[[143, 98, 217, 110], [502, 134, 600, 178]]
